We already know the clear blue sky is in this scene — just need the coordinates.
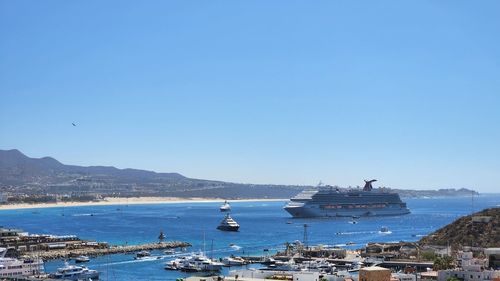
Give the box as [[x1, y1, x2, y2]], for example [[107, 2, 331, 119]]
[[1, 1, 499, 192]]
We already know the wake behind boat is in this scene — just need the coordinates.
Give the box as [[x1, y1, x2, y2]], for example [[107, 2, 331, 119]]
[[284, 180, 410, 218]]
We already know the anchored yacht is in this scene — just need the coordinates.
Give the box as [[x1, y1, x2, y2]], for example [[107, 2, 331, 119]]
[[217, 214, 240, 231], [220, 201, 231, 212]]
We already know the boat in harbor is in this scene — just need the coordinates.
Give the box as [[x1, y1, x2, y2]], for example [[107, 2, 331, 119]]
[[74, 255, 90, 263], [134, 250, 151, 259], [166, 252, 223, 272], [164, 249, 176, 255], [220, 200, 231, 212], [217, 214, 240, 231], [379, 226, 391, 234], [222, 256, 246, 266], [50, 261, 99, 280], [0, 247, 44, 277], [284, 180, 410, 218]]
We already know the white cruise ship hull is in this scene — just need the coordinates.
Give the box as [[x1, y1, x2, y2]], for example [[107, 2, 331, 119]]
[[284, 203, 410, 218], [284, 187, 410, 218]]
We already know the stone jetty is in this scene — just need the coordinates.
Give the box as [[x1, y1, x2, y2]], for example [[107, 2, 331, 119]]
[[22, 241, 191, 260]]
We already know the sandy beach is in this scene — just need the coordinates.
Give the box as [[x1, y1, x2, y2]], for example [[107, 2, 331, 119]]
[[0, 197, 287, 210]]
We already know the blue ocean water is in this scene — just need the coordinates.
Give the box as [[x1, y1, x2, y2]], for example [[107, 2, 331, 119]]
[[0, 194, 498, 281]]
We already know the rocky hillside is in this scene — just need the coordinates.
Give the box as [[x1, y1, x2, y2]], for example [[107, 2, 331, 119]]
[[419, 207, 500, 248]]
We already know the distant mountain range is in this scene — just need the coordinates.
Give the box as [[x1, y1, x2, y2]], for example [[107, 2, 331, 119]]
[[0, 149, 479, 202], [0, 149, 304, 200]]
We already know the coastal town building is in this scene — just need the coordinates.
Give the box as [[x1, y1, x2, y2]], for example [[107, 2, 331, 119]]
[[485, 248, 500, 269], [359, 266, 392, 281], [226, 269, 322, 281], [437, 251, 500, 281], [0, 226, 86, 253], [419, 271, 438, 281]]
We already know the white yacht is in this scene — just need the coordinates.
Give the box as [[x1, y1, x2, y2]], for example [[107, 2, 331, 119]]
[[222, 256, 246, 266], [181, 252, 223, 272], [217, 214, 240, 231], [220, 200, 231, 212], [0, 248, 44, 277], [269, 259, 301, 271], [166, 252, 223, 272], [74, 255, 90, 263], [50, 261, 99, 280]]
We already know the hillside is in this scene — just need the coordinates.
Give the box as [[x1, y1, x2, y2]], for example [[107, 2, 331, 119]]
[[0, 149, 479, 202], [0, 149, 303, 200], [419, 207, 500, 248]]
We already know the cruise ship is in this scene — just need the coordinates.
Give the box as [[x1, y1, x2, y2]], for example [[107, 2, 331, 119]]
[[284, 180, 410, 218]]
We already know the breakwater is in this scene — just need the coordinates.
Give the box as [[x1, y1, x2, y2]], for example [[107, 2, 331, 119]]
[[22, 241, 191, 260]]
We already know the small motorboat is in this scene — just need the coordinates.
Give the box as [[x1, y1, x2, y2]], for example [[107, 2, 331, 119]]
[[379, 226, 392, 234], [222, 256, 246, 266], [134, 251, 151, 259], [74, 255, 90, 263], [164, 249, 176, 255]]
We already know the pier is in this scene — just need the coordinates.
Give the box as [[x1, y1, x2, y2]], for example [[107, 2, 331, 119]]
[[21, 241, 191, 260]]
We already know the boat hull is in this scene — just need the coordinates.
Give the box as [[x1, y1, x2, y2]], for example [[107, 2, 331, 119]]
[[284, 204, 410, 218], [217, 225, 239, 231]]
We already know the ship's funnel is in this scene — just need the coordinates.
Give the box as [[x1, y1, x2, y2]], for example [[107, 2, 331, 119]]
[[363, 179, 377, 191]]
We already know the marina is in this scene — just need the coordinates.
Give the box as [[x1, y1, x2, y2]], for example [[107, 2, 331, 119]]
[[0, 195, 497, 280], [22, 241, 191, 260]]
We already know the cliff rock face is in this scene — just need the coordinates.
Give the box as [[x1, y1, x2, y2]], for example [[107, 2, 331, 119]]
[[419, 207, 500, 248]]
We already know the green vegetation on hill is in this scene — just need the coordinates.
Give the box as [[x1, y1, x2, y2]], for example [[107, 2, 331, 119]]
[[419, 207, 500, 249]]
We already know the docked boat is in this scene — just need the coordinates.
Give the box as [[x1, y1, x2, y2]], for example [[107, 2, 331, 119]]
[[0, 247, 44, 277], [217, 214, 240, 231], [220, 200, 231, 212], [301, 259, 335, 273], [284, 180, 410, 218], [175, 252, 223, 272], [222, 256, 246, 266], [269, 259, 301, 271], [50, 262, 99, 280], [74, 255, 90, 263], [261, 257, 276, 265], [164, 256, 189, 270]]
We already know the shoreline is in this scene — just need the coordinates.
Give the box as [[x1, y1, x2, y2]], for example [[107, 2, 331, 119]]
[[0, 197, 287, 210]]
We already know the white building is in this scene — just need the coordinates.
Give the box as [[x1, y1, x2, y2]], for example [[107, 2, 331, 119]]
[[228, 269, 321, 281], [437, 252, 500, 281]]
